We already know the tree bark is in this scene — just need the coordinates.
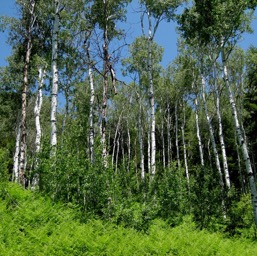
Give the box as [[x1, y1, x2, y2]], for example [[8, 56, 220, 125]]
[[86, 44, 95, 163], [167, 103, 172, 167], [127, 124, 131, 171], [138, 99, 145, 179], [50, 0, 60, 155], [112, 113, 122, 167], [31, 67, 45, 188], [148, 124, 151, 174], [194, 93, 204, 166], [201, 73, 224, 189], [181, 103, 189, 185], [101, 2, 109, 168], [35, 67, 45, 154], [161, 116, 166, 169], [147, 10, 156, 179], [13, 122, 21, 182], [175, 101, 181, 168], [213, 63, 230, 189], [19, 0, 35, 186]]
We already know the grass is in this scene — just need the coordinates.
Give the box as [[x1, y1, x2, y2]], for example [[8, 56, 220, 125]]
[[0, 182, 257, 255]]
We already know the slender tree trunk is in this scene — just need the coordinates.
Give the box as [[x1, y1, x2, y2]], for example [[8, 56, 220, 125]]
[[194, 94, 204, 166], [87, 45, 95, 163], [148, 125, 151, 174], [147, 10, 156, 179], [175, 101, 181, 168], [138, 100, 145, 179], [13, 122, 21, 182], [181, 103, 189, 185], [161, 117, 166, 169], [213, 63, 230, 189], [235, 130, 245, 193], [19, 4, 35, 185], [167, 103, 172, 167], [207, 138, 213, 169], [32, 67, 45, 188], [50, 0, 60, 155], [61, 83, 70, 138], [35, 68, 45, 145], [121, 135, 125, 168], [111, 112, 122, 167], [201, 73, 224, 188], [115, 132, 120, 173], [101, 5, 109, 167], [127, 124, 131, 171], [222, 47, 257, 225]]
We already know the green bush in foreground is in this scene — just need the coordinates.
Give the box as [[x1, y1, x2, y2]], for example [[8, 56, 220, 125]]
[[1, 182, 257, 256]]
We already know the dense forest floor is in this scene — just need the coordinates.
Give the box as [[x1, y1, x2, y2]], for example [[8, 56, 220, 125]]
[[1, 182, 257, 255]]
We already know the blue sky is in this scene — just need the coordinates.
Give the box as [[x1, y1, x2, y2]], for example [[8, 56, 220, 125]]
[[0, 0, 257, 69]]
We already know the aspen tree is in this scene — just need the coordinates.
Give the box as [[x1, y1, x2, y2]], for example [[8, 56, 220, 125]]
[[140, 0, 184, 179], [213, 62, 230, 189], [50, 0, 60, 155], [19, 0, 36, 186], [31, 66, 46, 188], [91, 0, 131, 167]]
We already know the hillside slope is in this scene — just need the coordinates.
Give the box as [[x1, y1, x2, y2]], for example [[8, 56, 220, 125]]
[[1, 182, 257, 256]]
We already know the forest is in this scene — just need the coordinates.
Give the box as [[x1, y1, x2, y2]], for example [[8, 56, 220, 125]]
[[1, 0, 257, 253]]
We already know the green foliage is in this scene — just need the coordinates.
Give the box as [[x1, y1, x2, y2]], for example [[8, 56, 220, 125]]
[[178, 0, 253, 46], [153, 164, 189, 225], [1, 183, 257, 255], [142, 0, 185, 21], [226, 193, 257, 238], [190, 165, 224, 230], [122, 36, 164, 86], [91, 0, 131, 40], [0, 148, 9, 182], [38, 141, 111, 216]]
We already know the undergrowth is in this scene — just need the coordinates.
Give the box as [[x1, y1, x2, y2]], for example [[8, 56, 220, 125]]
[[1, 182, 257, 255]]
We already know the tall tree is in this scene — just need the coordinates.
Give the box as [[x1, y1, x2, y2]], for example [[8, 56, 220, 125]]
[[17, 0, 37, 185], [50, 0, 61, 155], [178, 0, 257, 225], [139, 0, 184, 178], [91, 0, 131, 166], [122, 36, 163, 177]]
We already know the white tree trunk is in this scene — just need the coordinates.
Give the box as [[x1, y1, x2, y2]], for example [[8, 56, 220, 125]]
[[31, 67, 45, 188], [87, 48, 95, 163], [181, 104, 189, 185], [161, 117, 166, 168], [138, 101, 145, 179], [194, 95, 204, 166], [147, 12, 156, 179], [101, 12, 109, 168], [222, 48, 257, 225], [13, 123, 21, 182], [213, 63, 230, 189], [127, 125, 131, 171], [111, 112, 122, 167], [34, 67, 45, 154], [175, 102, 181, 168], [115, 132, 120, 173], [167, 104, 172, 167], [20, 30, 33, 186], [201, 74, 224, 188], [148, 125, 151, 174], [50, 0, 60, 155], [31, 67, 46, 189], [61, 83, 70, 138]]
